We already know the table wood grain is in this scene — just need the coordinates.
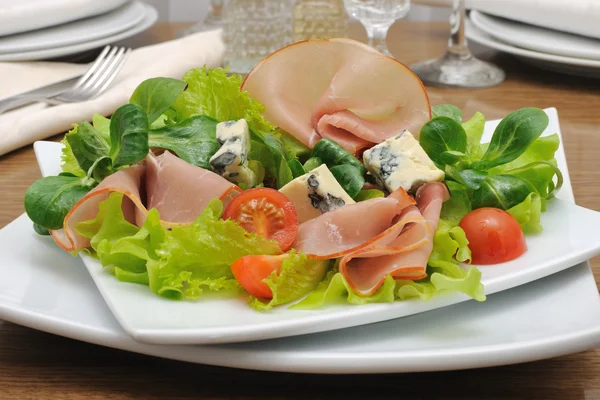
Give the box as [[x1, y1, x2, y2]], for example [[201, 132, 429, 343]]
[[1, 21, 600, 399]]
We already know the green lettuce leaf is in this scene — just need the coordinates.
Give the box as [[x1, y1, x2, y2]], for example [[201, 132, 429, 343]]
[[249, 251, 330, 311], [60, 125, 86, 177], [292, 269, 397, 309], [462, 111, 485, 160], [431, 219, 472, 264], [147, 199, 281, 300], [92, 113, 111, 142], [76, 194, 281, 300], [488, 133, 559, 173], [507, 192, 543, 234], [428, 259, 486, 301], [440, 180, 471, 221], [75, 192, 146, 272], [172, 66, 274, 134]]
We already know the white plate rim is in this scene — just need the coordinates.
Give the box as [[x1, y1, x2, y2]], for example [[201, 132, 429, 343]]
[[0, 3, 158, 62], [0, 218, 599, 373], [466, 17, 600, 69], [470, 10, 600, 62]]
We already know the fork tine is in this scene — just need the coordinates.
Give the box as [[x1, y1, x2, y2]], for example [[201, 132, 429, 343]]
[[93, 48, 131, 97], [72, 46, 111, 90], [78, 47, 128, 100], [76, 46, 119, 95]]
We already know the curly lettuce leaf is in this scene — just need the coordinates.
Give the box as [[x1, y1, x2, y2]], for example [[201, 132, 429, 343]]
[[428, 259, 485, 301], [76, 195, 280, 300], [60, 125, 86, 177], [292, 269, 397, 309], [431, 219, 472, 264], [250, 251, 330, 311], [148, 199, 281, 300], [75, 192, 147, 272], [508, 192, 543, 234], [172, 66, 274, 134]]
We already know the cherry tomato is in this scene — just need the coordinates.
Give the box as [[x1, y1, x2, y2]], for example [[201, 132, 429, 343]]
[[223, 188, 299, 251], [231, 254, 289, 298], [459, 207, 527, 265]]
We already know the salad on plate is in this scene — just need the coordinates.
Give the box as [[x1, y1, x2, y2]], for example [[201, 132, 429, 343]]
[[24, 38, 562, 311]]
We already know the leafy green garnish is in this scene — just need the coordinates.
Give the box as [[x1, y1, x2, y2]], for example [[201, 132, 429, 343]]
[[60, 125, 86, 178], [355, 189, 385, 202], [77, 195, 281, 301], [419, 116, 467, 167], [109, 104, 149, 169], [129, 77, 187, 124], [148, 115, 219, 169], [287, 159, 305, 179], [303, 157, 323, 172], [472, 108, 549, 170], [250, 251, 330, 311], [507, 192, 543, 234], [65, 121, 111, 181], [432, 104, 462, 122], [419, 107, 561, 232], [311, 138, 366, 175], [172, 66, 274, 134], [24, 174, 96, 230], [280, 129, 311, 162], [330, 164, 365, 199]]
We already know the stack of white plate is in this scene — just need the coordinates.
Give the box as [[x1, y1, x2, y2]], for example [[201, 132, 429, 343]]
[[0, 0, 157, 61], [466, 10, 600, 78]]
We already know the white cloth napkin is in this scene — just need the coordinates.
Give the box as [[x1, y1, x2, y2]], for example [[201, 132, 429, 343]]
[[469, 0, 600, 40], [0, 28, 225, 156]]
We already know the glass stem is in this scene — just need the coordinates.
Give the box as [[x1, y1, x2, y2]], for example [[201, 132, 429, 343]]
[[447, 0, 471, 59], [365, 24, 392, 55]]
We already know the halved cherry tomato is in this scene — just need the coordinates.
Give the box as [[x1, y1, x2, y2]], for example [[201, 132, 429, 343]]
[[231, 254, 289, 298], [223, 188, 299, 251], [459, 207, 527, 265]]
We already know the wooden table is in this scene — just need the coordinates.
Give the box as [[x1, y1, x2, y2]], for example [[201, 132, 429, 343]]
[[1, 21, 600, 399]]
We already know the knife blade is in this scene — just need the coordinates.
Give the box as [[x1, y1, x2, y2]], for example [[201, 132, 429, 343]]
[[0, 75, 82, 114]]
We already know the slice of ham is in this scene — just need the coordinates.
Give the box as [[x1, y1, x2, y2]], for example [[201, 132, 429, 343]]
[[50, 151, 241, 253], [145, 151, 242, 228], [241, 38, 431, 154], [292, 183, 449, 296]]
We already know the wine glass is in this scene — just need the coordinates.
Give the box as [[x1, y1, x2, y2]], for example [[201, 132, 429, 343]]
[[410, 0, 505, 87], [343, 0, 411, 57]]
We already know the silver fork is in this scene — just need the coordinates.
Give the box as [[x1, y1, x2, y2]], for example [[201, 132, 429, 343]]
[[0, 45, 131, 114]]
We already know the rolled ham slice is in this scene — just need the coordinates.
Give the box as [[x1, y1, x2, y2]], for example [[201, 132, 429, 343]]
[[292, 183, 449, 296], [241, 38, 431, 154], [50, 151, 241, 253]]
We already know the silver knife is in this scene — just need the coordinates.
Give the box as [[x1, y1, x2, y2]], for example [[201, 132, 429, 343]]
[[0, 75, 82, 114]]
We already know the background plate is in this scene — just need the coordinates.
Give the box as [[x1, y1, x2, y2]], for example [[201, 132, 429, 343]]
[[0, 1, 146, 54], [0, 3, 157, 61], [466, 18, 600, 79], [31, 108, 600, 345], [470, 11, 600, 61], [0, 0, 130, 37]]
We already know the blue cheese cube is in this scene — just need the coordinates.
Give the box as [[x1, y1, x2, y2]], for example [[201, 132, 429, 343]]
[[363, 130, 444, 192], [209, 119, 256, 187], [279, 164, 355, 223]]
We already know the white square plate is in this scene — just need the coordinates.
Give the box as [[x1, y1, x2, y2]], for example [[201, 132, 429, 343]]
[[31, 108, 600, 345]]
